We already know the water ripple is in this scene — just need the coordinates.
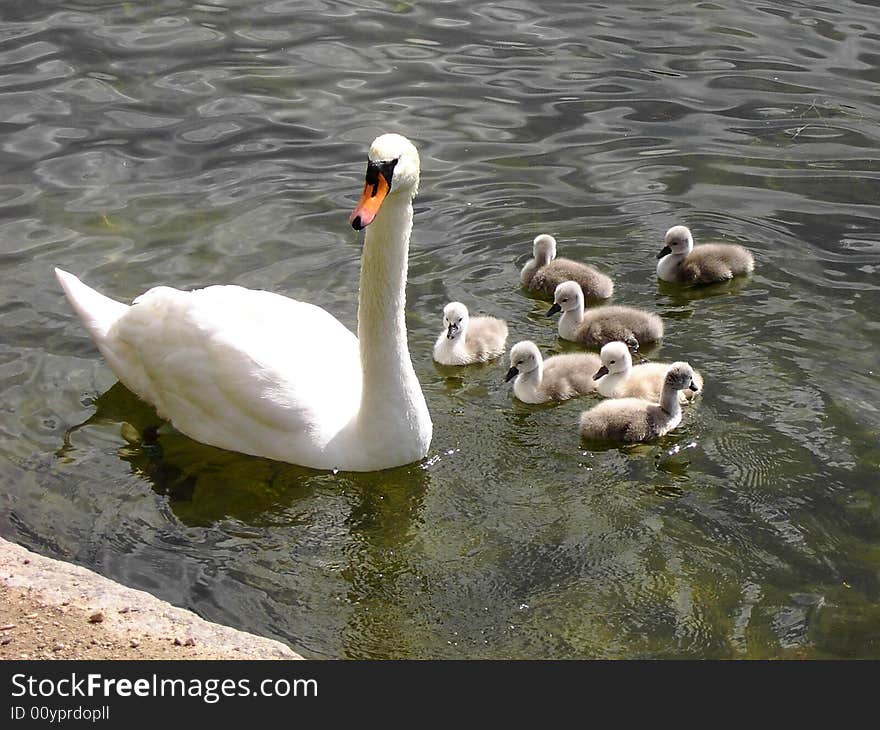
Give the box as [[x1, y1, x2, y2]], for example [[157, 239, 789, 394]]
[[1, 0, 879, 660]]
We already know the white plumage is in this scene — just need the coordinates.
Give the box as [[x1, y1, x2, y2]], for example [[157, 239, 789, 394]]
[[55, 133, 432, 472]]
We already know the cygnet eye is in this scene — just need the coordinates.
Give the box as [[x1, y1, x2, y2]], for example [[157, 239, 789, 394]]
[[609, 360, 616, 364], [561, 297, 568, 303]]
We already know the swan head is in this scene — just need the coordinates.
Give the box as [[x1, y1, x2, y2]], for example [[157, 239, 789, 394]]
[[505, 340, 542, 381], [665, 361, 699, 393], [442, 301, 469, 341], [594, 340, 633, 380], [546, 280, 583, 317], [658, 225, 694, 259], [532, 234, 557, 264], [350, 133, 420, 230]]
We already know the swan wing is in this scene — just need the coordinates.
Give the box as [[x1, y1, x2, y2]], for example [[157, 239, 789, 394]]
[[109, 284, 361, 459]]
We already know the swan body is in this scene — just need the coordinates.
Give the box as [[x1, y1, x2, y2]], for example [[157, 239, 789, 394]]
[[547, 281, 663, 350], [504, 340, 601, 404], [433, 301, 508, 365], [657, 225, 754, 284], [579, 362, 699, 442], [594, 340, 703, 404], [55, 133, 432, 472], [520, 234, 613, 300]]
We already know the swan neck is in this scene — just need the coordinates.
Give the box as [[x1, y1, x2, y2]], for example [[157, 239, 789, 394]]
[[560, 306, 583, 335], [660, 384, 682, 419], [357, 194, 419, 416], [657, 253, 683, 280], [515, 363, 543, 402], [524, 360, 543, 384], [599, 371, 624, 395]]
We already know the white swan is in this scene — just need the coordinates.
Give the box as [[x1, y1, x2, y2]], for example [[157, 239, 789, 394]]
[[55, 133, 432, 472], [432, 301, 508, 366]]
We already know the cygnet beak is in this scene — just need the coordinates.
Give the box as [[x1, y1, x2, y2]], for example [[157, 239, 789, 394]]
[[688, 382, 699, 393], [546, 303, 561, 317], [446, 322, 459, 340], [657, 245, 672, 259], [593, 365, 609, 381], [504, 366, 519, 382]]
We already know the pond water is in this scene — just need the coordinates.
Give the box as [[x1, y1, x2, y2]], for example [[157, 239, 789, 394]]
[[1, 0, 879, 658]]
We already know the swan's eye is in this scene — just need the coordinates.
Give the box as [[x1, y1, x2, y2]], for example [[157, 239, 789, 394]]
[[365, 158, 398, 196], [610, 360, 616, 364], [561, 298, 568, 303], [457, 318, 462, 324]]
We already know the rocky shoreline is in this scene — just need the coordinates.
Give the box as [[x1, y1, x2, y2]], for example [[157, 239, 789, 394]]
[[0, 536, 302, 660]]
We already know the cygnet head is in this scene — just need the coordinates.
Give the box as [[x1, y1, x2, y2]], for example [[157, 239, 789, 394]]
[[594, 340, 633, 380], [504, 340, 542, 382], [442, 301, 469, 341], [350, 133, 420, 230], [665, 361, 700, 393], [657, 225, 694, 259], [532, 234, 557, 264], [546, 280, 584, 317]]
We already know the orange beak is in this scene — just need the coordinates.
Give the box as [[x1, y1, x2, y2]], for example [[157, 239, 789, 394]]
[[349, 174, 390, 231]]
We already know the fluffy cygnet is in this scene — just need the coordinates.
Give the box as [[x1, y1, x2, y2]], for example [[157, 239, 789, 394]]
[[504, 340, 602, 404], [433, 301, 508, 365], [657, 225, 754, 284], [594, 340, 704, 404], [547, 281, 663, 350], [579, 362, 699, 442], [520, 234, 614, 300]]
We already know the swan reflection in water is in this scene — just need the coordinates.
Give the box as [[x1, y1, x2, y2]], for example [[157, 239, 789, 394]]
[[57, 380, 433, 657], [57, 382, 431, 536]]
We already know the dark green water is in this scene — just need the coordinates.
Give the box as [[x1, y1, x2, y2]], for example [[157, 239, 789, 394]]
[[1, 0, 878, 658]]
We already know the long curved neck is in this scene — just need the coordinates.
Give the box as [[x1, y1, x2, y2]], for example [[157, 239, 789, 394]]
[[356, 192, 422, 424], [660, 382, 682, 419]]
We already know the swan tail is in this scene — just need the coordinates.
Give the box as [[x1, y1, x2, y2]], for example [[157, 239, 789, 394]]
[[55, 268, 129, 344]]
